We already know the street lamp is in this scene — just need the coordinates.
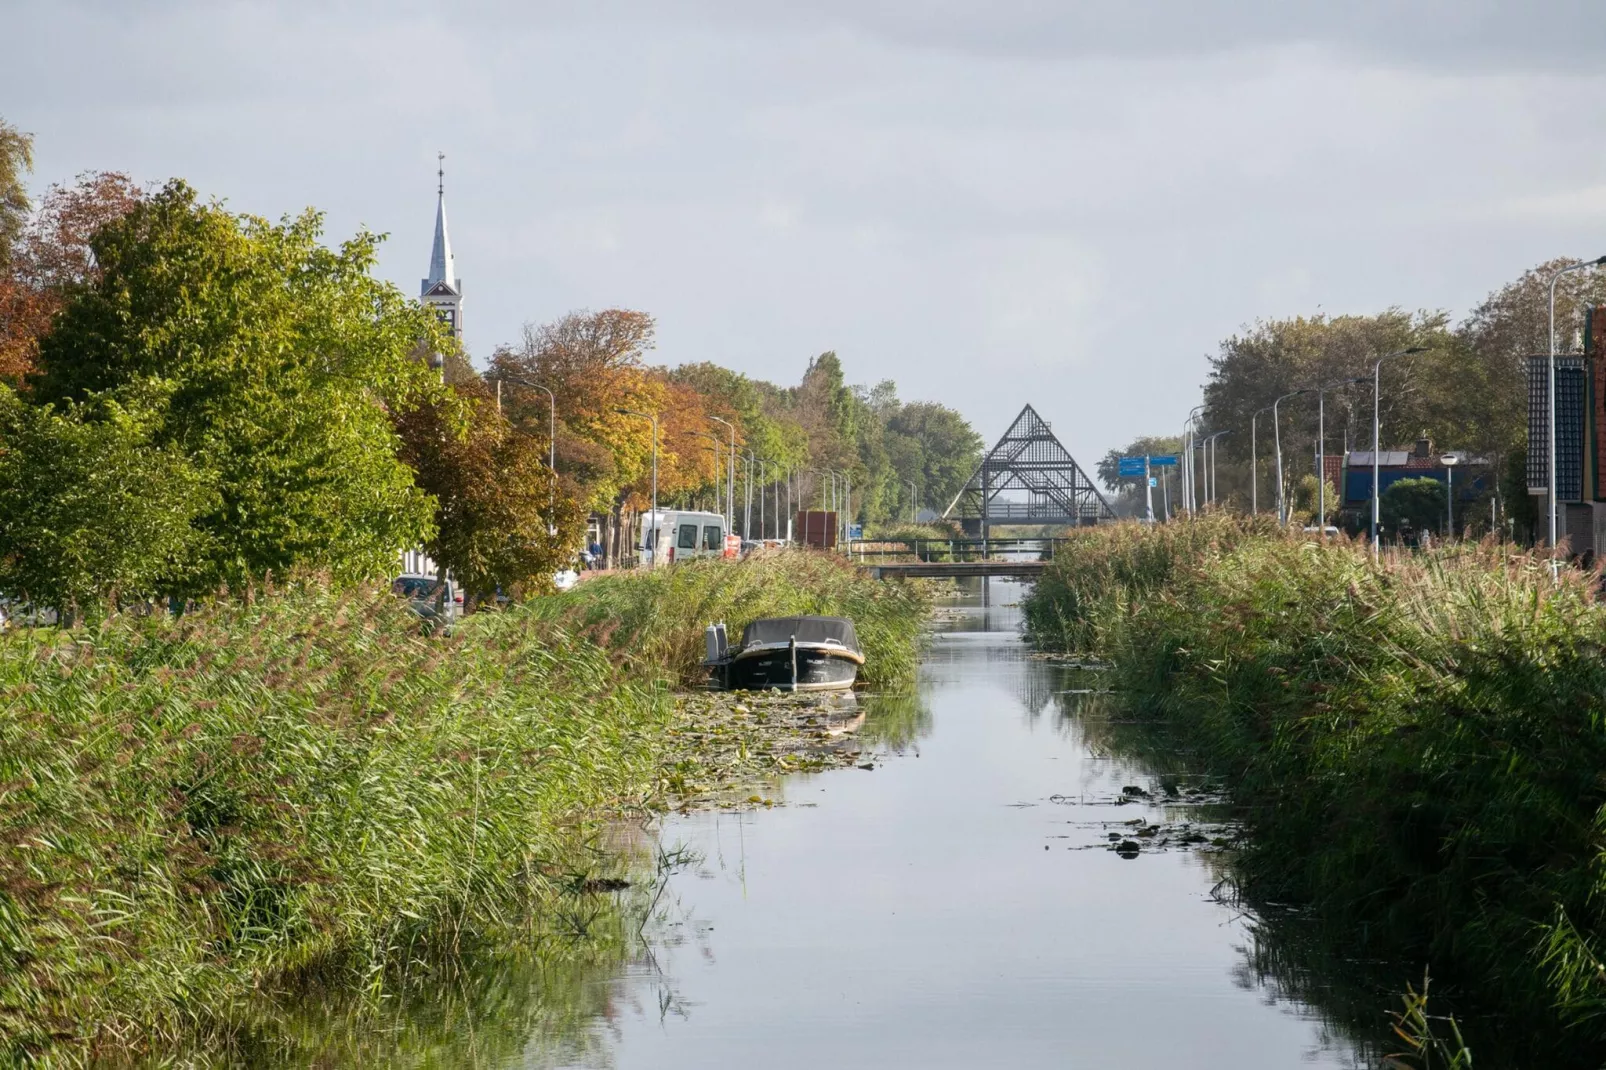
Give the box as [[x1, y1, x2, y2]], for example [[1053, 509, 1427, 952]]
[[1313, 377, 1366, 536], [1371, 346, 1430, 555], [1203, 431, 1231, 505], [742, 451, 755, 538], [709, 416, 737, 535], [1250, 404, 1274, 515], [907, 479, 919, 522], [1272, 389, 1310, 525], [1183, 405, 1205, 515], [1547, 256, 1606, 569], [1441, 454, 1460, 538], [498, 372, 558, 535], [616, 409, 658, 565], [696, 431, 725, 517]]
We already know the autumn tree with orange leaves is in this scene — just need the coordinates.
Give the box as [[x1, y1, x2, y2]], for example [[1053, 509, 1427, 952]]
[[0, 171, 144, 384]]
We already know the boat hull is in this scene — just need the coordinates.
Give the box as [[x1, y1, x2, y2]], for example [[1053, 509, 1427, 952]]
[[713, 646, 860, 692]]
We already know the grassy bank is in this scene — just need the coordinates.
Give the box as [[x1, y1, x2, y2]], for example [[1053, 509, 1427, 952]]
[[0, 554, 928, 1065], [1023, 517, 1606, 1060]]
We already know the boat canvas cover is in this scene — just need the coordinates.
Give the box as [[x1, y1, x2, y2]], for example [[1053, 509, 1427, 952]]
[[740, 616, 859, 652]]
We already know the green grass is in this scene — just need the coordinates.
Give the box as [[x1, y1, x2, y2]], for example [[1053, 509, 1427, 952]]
[[1024, 517, 1606, 1060], [0, 553, 930, 1066]]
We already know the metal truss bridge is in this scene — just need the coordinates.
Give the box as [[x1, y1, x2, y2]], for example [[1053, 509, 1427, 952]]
[[943, 404, 1115, 535]]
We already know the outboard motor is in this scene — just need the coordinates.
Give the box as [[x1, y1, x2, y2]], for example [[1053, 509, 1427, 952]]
[[704, 621, 729, 663]]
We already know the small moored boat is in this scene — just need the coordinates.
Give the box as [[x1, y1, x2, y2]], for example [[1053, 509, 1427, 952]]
[[704, 616, 864, 692]]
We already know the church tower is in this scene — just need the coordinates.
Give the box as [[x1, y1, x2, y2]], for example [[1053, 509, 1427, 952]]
[[420, 152, 463, 341]]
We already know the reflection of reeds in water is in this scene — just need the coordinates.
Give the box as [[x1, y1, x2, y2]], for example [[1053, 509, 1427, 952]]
[[163, 845, 704, 1069], [857, 690, 933, 752]]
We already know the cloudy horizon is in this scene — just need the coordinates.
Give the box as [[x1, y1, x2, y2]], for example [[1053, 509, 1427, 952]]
[[8, 0, 1605, 468]]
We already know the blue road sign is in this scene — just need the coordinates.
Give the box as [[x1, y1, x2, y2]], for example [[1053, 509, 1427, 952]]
[[1118, 457, 1147, 477], [1147, 455, 1179, 467], [1148, 477, 1158, 488]]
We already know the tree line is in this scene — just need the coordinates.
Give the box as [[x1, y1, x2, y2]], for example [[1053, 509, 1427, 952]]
[[1098, 259, 1606, 537], [0, 119, 982, 618]]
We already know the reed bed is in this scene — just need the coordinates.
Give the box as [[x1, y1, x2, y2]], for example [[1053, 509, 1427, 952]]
[[1024, 517, 1606, 1058], [0, 553, 930, 1065], [521, 550, 930, 689]]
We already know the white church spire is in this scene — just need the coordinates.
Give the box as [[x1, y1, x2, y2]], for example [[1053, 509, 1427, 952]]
[[420, 152, 463, 341]]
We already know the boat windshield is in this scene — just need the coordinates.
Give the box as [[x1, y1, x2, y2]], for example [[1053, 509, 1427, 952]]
[[740, 616, 859, 651]]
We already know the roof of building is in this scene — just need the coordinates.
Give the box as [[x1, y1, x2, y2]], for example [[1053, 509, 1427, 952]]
[[1346, 450, 1490, 468]]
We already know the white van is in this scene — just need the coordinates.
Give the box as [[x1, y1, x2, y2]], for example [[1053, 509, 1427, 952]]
[[641, 510, 728, 566]]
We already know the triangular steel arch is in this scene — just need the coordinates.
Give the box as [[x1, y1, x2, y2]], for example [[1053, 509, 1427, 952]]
[[943, 404, 1115, 528]]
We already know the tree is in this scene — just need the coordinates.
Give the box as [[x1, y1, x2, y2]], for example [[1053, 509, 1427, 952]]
[[884, 400, 984, 517], [0, 117, 31, 264], [31, 180, 444, 591], [394, 383, 584, 600], [0, 383, 215, 619], [490, 310, 663, 514], [0, 171, 144, 384], [1380, 477, 1446, 537]]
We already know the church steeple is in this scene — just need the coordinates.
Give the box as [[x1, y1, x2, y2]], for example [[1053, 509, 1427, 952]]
[[420, 152, 463, 341]]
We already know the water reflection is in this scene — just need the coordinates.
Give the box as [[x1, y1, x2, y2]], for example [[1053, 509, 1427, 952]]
[[568, 579, 1365, 1069], [240, 579, 1401, 1068]]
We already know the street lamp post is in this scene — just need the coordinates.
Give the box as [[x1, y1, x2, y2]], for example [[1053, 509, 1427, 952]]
[[1371, 347, 1430, 555], [1183, 405, 1205, 515], [1441, 454, 1460, 538], [498, 373, 559, 535], [1250, 404, 1274, 515], [907, 480, 919, 523], [1547, 257, 1606, 570], [710, 416, 736, 536], [1204, 432, 1230, 505], [616, 409, 658, 565], [1314, 377, 1366, 536], [1272, 389, 1310, 524], [757, 459, 768, 541], [742, 451, 755, 538]]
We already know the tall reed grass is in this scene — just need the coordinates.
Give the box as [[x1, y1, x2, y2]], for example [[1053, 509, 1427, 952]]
[[1025, 517, 1606, 1059], [0, 553, 929, 1065], [522, 550, 929, 689]]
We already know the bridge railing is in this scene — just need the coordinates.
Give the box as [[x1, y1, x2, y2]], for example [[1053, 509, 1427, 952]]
[[846, 537, 1067, 562]]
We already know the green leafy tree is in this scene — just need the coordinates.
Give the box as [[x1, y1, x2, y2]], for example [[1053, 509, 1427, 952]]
[[1381, 477, 1447, 537], [31, 180, 443, 591], [884, 400, 983, 518], [0, 383, 215, 619], [0, 116, 31, 263]]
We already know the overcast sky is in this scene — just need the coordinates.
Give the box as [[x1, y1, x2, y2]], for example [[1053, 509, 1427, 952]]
[[8, 1, 1606, 467]]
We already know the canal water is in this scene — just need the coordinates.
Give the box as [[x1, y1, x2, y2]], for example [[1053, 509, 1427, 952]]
[[528, 580, 1365, 1068]]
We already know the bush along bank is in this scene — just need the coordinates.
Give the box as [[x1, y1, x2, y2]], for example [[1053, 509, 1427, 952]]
[[1023, 517, 1606, 1062], [0, 556, 930, 1066]]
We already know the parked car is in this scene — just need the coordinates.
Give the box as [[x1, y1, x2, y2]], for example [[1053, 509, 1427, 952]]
[[392, 574, 460, 625]]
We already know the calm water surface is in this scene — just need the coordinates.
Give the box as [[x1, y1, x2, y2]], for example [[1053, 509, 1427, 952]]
[[535, 581, 1364, 1069]]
